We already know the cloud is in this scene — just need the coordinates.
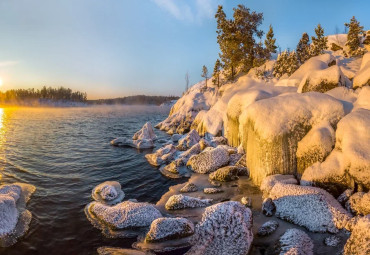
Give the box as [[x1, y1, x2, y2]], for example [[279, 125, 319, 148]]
[[0, 61, 20, 68], [152, 0, 222, 23]]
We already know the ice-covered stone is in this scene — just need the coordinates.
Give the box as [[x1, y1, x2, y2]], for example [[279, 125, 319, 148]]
[[209, 166, 246, 182], [345, 192, 370, 216], [203, 188, 223, 194], [145, 217, 194, 242], [177, 130, 201, 151], [187, 146, 229, 174], [92, 181, 125, 205], [324, 236, 341, 247], [185, 201, 253, 255], [145, 144, 177, 166], [257, 220, 279, 236], [260, 175, 298, 197], [262, 198, 276, 217], [177, 143, 201, 165], [165, 195, 212, 210], [343, 215, 370, 255], [87, 201, 162, 229], [179, 183, 198, 193], [275, 229, 314, 255], [132, 122, 157, 141]]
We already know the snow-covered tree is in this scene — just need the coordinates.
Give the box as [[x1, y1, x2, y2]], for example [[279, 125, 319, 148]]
[[212, 59, 222, 87], [345, 16, 365, 56], [310, 24, 328, 56], [296, 32, 311, 64], [287, 51, 299, 75], [273, 50, 298, 78], [201, 65, 209, 87], [265, 25, 277, 57]]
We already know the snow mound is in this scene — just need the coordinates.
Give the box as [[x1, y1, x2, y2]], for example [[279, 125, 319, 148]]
[[87, 201, 162, 229], [177, 129, 200, 151], [345, 192, 370, 216], [92, 181, 125, 205], [145, 144, 177, 166], [145, 217, 194, 242], [343, 215, 370, 255], [187, 146, 229, 174], [165, 195, 212, 210], [240, 92, 346, 185], [276, 229, 314, 255], [185, 201, 253, 255], [268, 183, 351, 233], [132, 122, 156, 141], [353, 52, 370, 89]]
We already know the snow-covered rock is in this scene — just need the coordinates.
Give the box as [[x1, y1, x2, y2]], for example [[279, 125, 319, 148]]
[[345, 192, 370, 216], [257, 220, 279, 236], [260, 174, 298, 197], [92, 181, 125, 205], [343, 215, 370, 255], [177, 143, 201, 165], [87, 201, 162, 229], [275, 229, 314, 255], [185, 201, 253, 255], [0, 193, 18, 237], [132, 122, 157, 141], [165, 195, 212, 210], [145, 144, 177, 166], [240, 92, 346, 185], [203, 188, 223, 194], [145, 217, 194, 242], [209, 166, 247, 182], [353, 52, 370, 89], [177, 130, 201, 151], [187, 146, 229, 174], [111, 122, 157, 149], [296, 121, 335, 176], [179, 183, 198, 193]]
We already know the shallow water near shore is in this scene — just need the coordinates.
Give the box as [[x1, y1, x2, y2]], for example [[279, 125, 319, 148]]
[[0, 105, 184, 255]]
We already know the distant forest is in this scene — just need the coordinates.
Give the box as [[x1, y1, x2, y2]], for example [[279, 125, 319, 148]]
[[88, 95, 179, 106]]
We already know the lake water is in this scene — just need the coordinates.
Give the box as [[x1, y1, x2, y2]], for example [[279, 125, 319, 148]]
[[0, 105, 183, 255]]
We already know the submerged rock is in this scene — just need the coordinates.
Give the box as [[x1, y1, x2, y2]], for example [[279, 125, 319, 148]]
[[165, 195, 212, 210], [177, 130, 201, 151], [179, 183, 198, 193], [257, 220, 279, 236], [92, 181, 125, 205], [203, 188, 223, 194], [343, 215, 370, 255], [275, 229, 314, 255], [185, 201, 253, 255], [262, 198, 276, 217], [145, 144, 177, 167], [145, 217, 194, 242], [187, 146, 229, 174]]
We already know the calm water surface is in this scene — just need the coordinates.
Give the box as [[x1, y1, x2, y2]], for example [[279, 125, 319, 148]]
[[0, 105, 183, 255]]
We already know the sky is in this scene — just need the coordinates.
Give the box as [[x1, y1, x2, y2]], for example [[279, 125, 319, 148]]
[[0, 0, 369, 99]]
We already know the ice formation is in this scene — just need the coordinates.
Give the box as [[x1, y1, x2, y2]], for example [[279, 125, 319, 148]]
[[257, 220, 279, 236], [185, 201, 253, 255], [132, 122, 157, 141], [177, 129, 201, 151], [343, 215, 370, 255], [145, 144, 177, 166], [241, 196, 252, 207], [187, 146, 229, 174], [276, 229, 314, 255], [92, 181, 125, 205], [145, 217, 194, 242], [111, 122, 156, 149], [165, 195, 212, 210]]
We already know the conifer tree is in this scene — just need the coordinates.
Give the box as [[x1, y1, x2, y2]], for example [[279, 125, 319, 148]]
[[296, 32, 311, 64], [201, 65, 209, 87], [311, 24, 328, 56], [345, 16, 365, 56], [265, 25, 277, 57], [287, 51, 299, 75], [273, 50, 289, 78], [212, 59, 222, 87]]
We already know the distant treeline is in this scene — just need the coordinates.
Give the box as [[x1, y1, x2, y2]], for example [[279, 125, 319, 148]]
[[88, 95, 179, 106], [0, 86, 87, 104]]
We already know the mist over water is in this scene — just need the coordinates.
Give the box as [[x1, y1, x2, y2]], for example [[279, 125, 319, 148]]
[[0, 105, 183, 255]]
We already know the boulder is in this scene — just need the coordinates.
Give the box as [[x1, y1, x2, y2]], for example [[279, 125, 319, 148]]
[[228, 153, 243, 166], [165, 195, 212, 210], [275, 229, 314, 255], [145, 217, 194, 242], [343, 215, 370, 255], [177, 130, 201, 151], [345, 192, 370, 216], [337, 189, 354, 206], [177, 143, 201, 165], [179, 183, 198, 193], [209, 166, 247, 182], [203, 188, 223, 194], [257, 220, 279, 236], [92, 181, 125, 205], [262, 198, 276, 217], [145, 144, 177, 166], [97, 247, 151, 255], [185, 201, 253, 255], [187, 147, 229, 174]]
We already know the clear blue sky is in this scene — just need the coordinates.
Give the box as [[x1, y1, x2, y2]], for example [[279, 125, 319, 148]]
[[0, 0, 368, 99]]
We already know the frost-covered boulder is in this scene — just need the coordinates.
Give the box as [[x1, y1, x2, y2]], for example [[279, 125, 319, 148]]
[[301, 109, 370, 192], [92, 181, 125, 205], [257, 220, 279, 236], [87, 201, 162, 229], [260, 174, 298, 197], [187, 146, 229, 174], [185, 201, 253, 255], [268, 183, 351, 233], [343, 215, 370, 255], [296, 121, 335, 177], [275, 229, 314, 255], [177, 130, 201, 151], [345, 192, 370, 216], [353, 52, 370, 89], [240, 92, 346, 185], [165, 195, 212, 210], [209, 166, 247, 182], [145, 217, 194, 242], [132, 122, 157, 141], [177, 143, 201, 165], [145, 144, 177, 166], [180, 183, 198, 193]]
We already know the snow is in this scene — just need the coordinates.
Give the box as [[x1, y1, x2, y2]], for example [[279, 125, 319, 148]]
[[187, 146, 229, 174], [132, 122, 157, 141], [92, 181, 125, 205], [87, 201, 162, 229], [343, 215, 370, 255], [185, 201, 253, 255], [276, 229, 314, 255], [327, 34, 347, 49], [353, 52, 370, 88], [257, 220, 279, 236], [177, 129, 200, 151], [345, 192, 370, 216], [145, 144, 177, 166], [145, 217, 194, 242], [165, 195, 212, 210], [353, 85, 370, 110]]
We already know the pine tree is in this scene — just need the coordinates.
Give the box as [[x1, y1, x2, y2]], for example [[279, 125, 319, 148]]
[[287, 51, 299, 75], [345, 16, 365, 56], [311, 24, 328, 56], [296, 32, 310, 64], [212, 59, 222, 87], [265, 25, 277, 57], [273, 50, 289, 78], [201, 65, 209, 87]]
